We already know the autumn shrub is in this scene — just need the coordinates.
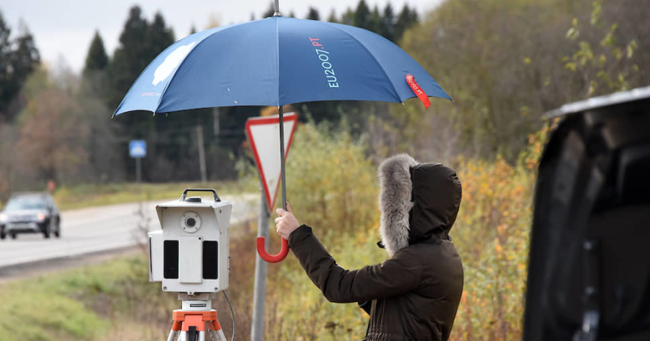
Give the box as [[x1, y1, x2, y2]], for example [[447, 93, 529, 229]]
[[430, 125, 547, 341], [449, 158, 534, 341], [260, 122, 546, 341]]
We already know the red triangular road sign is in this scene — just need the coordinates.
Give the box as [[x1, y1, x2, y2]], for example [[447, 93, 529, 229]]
[[245, 113, 298, 212]]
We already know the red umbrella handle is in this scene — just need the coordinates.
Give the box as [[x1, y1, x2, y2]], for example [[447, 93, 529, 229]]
[[256, 236, 289, 263], [256, 105, 290, 263]]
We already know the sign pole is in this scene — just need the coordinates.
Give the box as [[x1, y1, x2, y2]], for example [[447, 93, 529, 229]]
[[246, 112, 297, 339], [129, 140, 146, 187], [136, 157, 142, 184], [197, 125, 208, 184], [251, 185, 270, 341]]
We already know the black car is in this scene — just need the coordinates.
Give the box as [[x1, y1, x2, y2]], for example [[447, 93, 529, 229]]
[[0, 192, 61, 240], [524, 86, 650, 341]]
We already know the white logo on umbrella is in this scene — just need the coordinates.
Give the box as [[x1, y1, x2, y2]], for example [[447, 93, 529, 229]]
[[152, 42, 197, 86]]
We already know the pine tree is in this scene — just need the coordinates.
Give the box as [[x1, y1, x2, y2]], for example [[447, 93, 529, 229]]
[[307, 7, 320, 21], [109, 6, 149, 109], [146, 12, 175, 61], [0, 15, 40, 121], [340, 8, 355, 25], [11, 21, 40, 82], [83, 31, 108, 75], [108, 6, 184, 180], [262, 2, 275, 18], [108, 6, 174, 111], [327, 9, 338, 23], [380, 3, 395, 42], [0, 11, 11, 71], [394, 4, 419, 43], [353, 0, 371, 30], [78, 30, 119, 183], [0, 12, 15, 118], [368, 5, 382, 34], [109, 6, 175, 137], [82, 30, 109, 99]]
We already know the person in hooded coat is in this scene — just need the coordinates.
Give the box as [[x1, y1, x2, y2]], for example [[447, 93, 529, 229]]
[[275, 154, 464, 341]]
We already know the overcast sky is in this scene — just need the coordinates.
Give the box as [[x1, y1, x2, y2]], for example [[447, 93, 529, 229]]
[[1, 0, 443, 74]]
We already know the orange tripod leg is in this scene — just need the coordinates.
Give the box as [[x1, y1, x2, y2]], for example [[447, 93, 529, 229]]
[[167, 319, 182, 341]]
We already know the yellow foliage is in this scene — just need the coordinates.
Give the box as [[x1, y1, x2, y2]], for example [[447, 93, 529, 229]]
[[449, 151, 537, 340], [262, 121, 543, 341]]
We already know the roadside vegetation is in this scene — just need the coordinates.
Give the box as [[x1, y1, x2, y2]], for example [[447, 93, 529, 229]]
[[0, 122, 541, 340], [51, 181, 256, 211], [263, 122, 541, 340], [0, 257, 133, 340]]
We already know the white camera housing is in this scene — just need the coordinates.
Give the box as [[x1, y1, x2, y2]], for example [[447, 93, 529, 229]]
[[148, 189, 230, 294]]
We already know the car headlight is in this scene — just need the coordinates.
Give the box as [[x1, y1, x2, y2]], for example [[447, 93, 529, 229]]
[[36, 213, 46, 221], [0, 213, 6, 223]]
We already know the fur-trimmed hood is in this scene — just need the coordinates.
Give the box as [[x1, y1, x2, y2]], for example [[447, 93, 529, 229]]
[[379, 154, 462, 256]]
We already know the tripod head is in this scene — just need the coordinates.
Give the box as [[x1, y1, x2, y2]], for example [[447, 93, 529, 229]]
[[166, 292, 233, 341]]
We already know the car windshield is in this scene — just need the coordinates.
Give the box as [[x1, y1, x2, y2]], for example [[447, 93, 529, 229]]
[[4, 197, 48, 211]]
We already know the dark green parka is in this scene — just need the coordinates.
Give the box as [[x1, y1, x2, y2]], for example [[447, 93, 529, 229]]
[[289, 154, 464, 341]]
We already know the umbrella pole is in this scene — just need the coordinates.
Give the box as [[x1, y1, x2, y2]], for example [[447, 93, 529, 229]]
[[274, 0, 281, 16], [279, 106, 286, 211]]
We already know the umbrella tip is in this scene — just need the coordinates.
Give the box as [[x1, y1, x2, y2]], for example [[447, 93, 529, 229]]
[[273, 0, 281, 16]]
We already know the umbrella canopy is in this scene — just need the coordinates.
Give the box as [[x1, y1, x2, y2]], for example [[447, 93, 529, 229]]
[[113, 15, 451, 263], [113, 16, 450, 116]]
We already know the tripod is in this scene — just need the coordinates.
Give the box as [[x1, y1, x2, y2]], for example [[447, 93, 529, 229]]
[[166, 293, 228, 341]]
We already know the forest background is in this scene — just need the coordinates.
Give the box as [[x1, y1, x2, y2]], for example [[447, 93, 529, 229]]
[[0, 0, 647, 340]]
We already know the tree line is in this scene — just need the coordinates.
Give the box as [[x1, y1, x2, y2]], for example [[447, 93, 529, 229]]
[[372, 0, 647, 163], [0, 15, 40, 122], [0, 0, 647, 201], [0, 0, 419, 200]]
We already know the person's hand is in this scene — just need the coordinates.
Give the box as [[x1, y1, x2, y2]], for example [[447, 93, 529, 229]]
[[275, 202, 300, 240]]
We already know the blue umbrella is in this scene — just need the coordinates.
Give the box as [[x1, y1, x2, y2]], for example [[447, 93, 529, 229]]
[[114, 8, 451, 263]]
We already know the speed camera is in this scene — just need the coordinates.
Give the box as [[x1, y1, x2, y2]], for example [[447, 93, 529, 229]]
[[148, 189, 230, 294]]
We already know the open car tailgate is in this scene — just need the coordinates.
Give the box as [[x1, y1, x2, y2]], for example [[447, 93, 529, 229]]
[[524, 87, 650, 341]]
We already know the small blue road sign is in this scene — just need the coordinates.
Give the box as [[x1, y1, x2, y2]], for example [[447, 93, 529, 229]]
[[129, 140, 147, 158]]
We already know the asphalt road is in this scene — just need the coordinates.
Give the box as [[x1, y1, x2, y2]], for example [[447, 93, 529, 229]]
[[0, 195, 257, 270]]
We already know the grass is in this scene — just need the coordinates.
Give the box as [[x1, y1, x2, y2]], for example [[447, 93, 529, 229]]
[[52, 180, 256, 211], [0, 257, 141, 341]]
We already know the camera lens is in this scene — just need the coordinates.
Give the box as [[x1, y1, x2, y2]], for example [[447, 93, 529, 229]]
[[181, 211, 201, 233]]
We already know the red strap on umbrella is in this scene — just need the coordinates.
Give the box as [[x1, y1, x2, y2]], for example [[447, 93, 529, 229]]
[[406, 74, 431, 109]]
